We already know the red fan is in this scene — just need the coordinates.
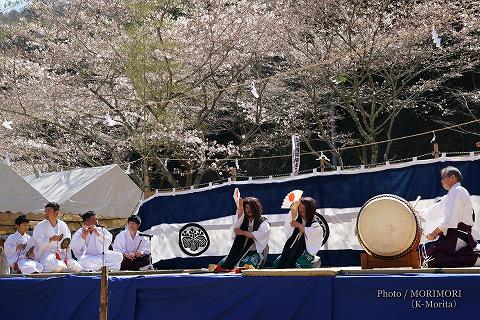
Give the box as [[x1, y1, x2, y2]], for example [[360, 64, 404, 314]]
[[281, 190, 303, 209]]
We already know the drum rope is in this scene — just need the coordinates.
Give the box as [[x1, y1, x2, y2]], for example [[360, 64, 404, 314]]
[[411, 196, 434, 268], [420, 233, 434, 268], [412, 196, 433, 269], [418, 220, 434, 268]]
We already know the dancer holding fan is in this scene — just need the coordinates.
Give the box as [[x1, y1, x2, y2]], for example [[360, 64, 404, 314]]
[[213, 188, 271, 272], [274, 191, 325, 268]]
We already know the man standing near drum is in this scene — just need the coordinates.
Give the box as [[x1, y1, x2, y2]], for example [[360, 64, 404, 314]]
[[421, 166, 480, 267]]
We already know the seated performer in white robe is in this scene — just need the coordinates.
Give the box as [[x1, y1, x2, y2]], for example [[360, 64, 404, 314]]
[[33, 202, 82, 273], [417, 166, 480, 267], [113, 215, 151, 271], [274, 197, 324, 268], [215, 197, 271, 271], [4, 215, 43, 274], [71, 211, 123, 271]]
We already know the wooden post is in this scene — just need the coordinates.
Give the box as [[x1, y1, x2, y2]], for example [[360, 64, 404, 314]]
[[99, 266, 108, 320], [433, 143, 439, 158], [320, 158, 325, 172], [230, 167, 237, 181]]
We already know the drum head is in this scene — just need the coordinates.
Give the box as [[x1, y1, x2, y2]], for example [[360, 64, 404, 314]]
[[356, 194, 419, 259], [60, 238, 71, 249]]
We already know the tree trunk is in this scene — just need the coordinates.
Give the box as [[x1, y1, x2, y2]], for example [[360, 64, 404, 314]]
[[142, 158, 150, 192], [370, 143, 379, 165]]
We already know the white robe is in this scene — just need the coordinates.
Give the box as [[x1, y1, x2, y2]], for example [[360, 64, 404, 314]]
[[231, 214, 271, 255], [4, 232, 43, 274], [32, 219, 82, 273], [112, 229, 150, 255], [418, 183, 474, 235], [71, 226, 123, 271], [283, 215, 324, 256]]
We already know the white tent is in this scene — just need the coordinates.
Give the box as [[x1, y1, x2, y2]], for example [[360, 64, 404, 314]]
[[24, 164, 142, 218], [0, 159, 47, 213]]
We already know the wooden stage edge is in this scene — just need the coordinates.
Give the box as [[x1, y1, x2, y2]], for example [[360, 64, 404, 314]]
[[4, 267, 480, 278], [243, 267, 480, 276]]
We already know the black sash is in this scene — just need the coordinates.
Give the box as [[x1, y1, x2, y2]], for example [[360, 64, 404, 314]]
[[276, 216, 319, 268], [221, 216, 267, 269], [454, 222, 475, 246]]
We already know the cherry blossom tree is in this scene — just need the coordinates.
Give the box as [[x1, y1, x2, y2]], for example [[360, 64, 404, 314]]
[[0, 0, 478, 188]]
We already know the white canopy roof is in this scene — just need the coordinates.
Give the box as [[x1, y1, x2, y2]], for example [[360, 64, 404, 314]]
[[23, 164, 142, 218], [0, 159, 47, 213]]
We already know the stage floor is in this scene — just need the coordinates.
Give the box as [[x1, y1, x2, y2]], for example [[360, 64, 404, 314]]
[[1, 267, 479, 320]]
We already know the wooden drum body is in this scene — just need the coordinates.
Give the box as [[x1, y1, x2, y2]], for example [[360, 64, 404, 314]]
[[356, 194, 421, 261]]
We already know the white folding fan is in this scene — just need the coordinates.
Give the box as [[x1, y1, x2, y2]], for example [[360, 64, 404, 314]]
[[233, 188, 241, 207], [281, 190, 303, 209]]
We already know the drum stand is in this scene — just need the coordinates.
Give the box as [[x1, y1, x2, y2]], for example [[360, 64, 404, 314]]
[[360, 250, 420, 269]]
